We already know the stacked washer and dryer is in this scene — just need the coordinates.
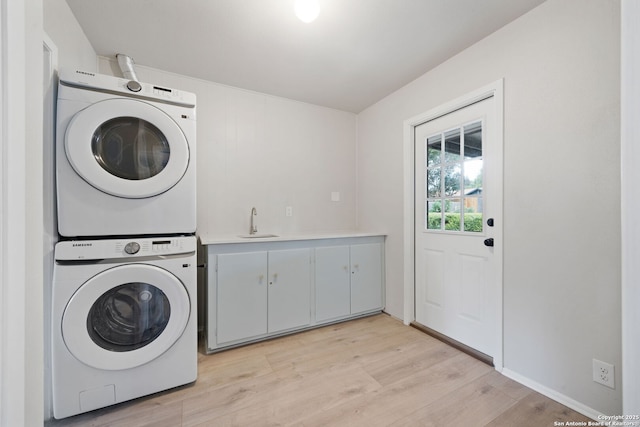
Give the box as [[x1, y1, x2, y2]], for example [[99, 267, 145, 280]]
[[51, 69, 198, 419]]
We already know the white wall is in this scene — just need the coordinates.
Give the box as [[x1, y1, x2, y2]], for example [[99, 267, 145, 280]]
[[43, 0, 96, 73], [98, 58, 358, 238], [357, 0, 621, 417]]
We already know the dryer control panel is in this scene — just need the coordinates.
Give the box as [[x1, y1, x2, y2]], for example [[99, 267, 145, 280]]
[[59, 69, 197, 108], [55, 236, 197, 261]]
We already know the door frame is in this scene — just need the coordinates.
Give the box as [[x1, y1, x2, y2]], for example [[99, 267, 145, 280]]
[[1, 0, 44, 424], [43, 31, 58, 421], [402, 80, 504, 370]]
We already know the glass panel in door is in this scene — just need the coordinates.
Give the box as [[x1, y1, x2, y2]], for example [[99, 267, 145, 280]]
[[423, 120, 483, 233]]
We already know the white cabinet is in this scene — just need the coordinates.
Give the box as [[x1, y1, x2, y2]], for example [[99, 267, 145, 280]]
[[205, 235, 384, 352], [350, 243, 383, 315], [267, 248, 311, 333], [315, 246, 351, 322], [217, 251, 267, 344], [213, 248, 311, 346], [315, 243, 383, 323]]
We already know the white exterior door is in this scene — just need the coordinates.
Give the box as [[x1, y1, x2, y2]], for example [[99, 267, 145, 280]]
[[414, 96, 501, 358]]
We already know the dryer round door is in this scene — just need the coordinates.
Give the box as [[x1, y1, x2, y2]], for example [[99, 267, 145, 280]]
[[62, 264, 191, 371], [65, 98, 190, 199]]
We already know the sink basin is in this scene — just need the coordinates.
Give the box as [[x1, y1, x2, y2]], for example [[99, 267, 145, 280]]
[[238, 234, 279, 239]]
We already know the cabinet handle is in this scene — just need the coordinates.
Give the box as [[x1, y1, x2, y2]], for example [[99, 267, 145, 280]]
[[351, 263, 360, 275], [259, 274, 264, 284]]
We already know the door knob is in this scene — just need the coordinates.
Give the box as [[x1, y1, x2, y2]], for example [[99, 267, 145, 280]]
[[484, 238, 494, 247], [487, 218, 494, 227]]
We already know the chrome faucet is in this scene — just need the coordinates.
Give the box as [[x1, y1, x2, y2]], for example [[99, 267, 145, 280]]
[[250, 207, 258, 235]]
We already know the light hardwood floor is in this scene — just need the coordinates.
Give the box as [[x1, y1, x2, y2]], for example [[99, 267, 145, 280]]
[[48, 314, 591, 426]]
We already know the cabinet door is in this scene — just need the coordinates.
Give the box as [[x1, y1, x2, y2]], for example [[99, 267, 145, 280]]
[[315, 246, 351, 322], [350, 243, 383, 314], [217, 251, 268, 344], [268, 248, 311, 333]]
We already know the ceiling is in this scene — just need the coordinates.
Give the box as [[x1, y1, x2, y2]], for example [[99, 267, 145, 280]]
[[66, 0, 546, 113]]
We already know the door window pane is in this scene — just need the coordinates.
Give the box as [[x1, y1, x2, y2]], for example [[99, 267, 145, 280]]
[[463, 198, 483, 232], [443, 164, 461, 196], [444, 199, 462, 231], [426, 135, 441, 166], [427, 201, 442, 230], [464, 159, 483, 192], [444, 129, 461, 163], [427, 167, 441, 198], [464, 122, 482, 159]]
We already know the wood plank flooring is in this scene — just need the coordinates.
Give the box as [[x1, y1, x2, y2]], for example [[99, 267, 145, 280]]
[[47, 314, 591, 426]]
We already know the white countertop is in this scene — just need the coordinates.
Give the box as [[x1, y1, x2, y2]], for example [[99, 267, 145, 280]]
[[199, 231, 386, 245]]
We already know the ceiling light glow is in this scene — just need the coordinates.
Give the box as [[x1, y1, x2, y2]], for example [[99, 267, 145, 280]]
[[295, 0, 320, 23]]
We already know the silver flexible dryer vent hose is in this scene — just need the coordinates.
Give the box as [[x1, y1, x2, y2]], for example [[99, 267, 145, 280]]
[[116, 54, 139, 82]]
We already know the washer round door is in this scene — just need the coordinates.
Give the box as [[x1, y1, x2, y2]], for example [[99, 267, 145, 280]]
[[65, 98, 190, 199], [62, 264, 191, 371]]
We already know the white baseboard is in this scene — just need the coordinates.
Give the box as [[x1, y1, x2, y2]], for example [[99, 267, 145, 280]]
[[501, 368, 603, 421]]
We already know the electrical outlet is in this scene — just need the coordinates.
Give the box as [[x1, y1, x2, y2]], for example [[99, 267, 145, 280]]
[[285, 206, 293, 217], [593, 359, 615, 389]]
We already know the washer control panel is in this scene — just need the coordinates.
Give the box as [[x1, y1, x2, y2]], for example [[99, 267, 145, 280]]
[[55, 236, 196, 261]]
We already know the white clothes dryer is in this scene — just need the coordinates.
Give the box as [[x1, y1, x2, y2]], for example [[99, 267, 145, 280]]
[[56, 70, 196, 237], [51, 235, 197, 419]]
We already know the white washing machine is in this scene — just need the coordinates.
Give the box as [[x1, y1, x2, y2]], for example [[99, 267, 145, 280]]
[[51, 235, 197, 419], [56, 70, 196, 238]]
